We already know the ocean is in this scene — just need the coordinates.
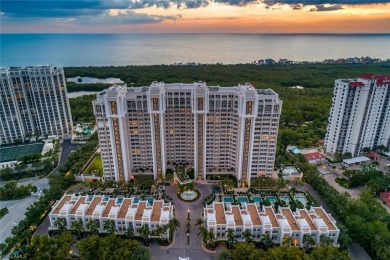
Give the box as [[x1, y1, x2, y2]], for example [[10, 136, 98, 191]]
[[1, 34, 389, 67]]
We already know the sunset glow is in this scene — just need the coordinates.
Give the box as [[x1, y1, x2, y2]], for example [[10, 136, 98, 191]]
[[1, 1, 389, 33]]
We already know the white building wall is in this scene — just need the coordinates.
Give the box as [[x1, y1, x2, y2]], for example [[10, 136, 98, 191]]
[[325, 75, 390, 156], [0, 66, 73, 145], [94, 83, 281, 185]]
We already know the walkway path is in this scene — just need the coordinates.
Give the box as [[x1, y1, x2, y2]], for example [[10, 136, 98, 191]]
[[150, 181, 222, 260]]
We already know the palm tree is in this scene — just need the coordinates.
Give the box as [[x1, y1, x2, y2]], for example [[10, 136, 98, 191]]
[[125, 227, 135, 239], [195, 219, 205, 228], [242, 229, 253, 244], [198, 226, 208, 245], [226, 228, 237, 249], [261, 234, 274, 250], [168, 218, 180, 239], [303, 234, 315, 251], [87, 219, 99, 235], [103, 220, 116, 234], [207, 231, 216, 249], [139, 225, 150, 246], [154, 226, 166, 241], [54, 218, 67, 233], [71, 219, 84, 238], [282, 235, 293, 247], [319, 234, 333, 246]]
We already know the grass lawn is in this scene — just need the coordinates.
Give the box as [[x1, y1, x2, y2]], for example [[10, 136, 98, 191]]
[[84, 155, 103, 176]]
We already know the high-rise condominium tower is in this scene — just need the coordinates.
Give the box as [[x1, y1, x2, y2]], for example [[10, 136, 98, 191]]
[[325, 74, 390, 156], [0, 66, 73, 144], [93, 82, 282, 187]]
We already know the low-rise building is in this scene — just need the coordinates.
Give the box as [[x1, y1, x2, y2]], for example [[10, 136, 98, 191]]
[[342, 156, 370, 167], [49, 194, 174, 239], [203, 202, 339, 246], [281, 166, 303, 181], [303, 152, 327, 165]]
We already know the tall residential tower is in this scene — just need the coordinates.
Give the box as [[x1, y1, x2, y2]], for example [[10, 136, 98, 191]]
[[324, 74, 390, 156], [0, 66, 73, 144], [93, 82, 282, 187]]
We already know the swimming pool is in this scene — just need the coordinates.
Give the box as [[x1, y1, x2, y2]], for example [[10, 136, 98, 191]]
[[103, 197, 109, 202], [213, 188, 221, 193], [266, 196, 277, 203], [253, 197, 262, 203], [224, 197, 233, 203], [133, 197, 140, 203], [117, 198, 123, 204], [295, 196, 307, 204], [281, 196, 291, 203], [237, 197, 248, 203], [147, 198, 154, 204]]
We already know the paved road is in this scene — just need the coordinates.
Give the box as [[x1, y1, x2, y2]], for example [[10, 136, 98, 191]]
[[322, 173, 362, 199], [54, 140, 83, 175], [0, 140, 82, 244], [0, 196, 39, 244], [150, 181, 223, 260]]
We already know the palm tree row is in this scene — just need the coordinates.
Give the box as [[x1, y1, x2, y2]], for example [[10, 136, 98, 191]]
[[196, 219, 216, 249]]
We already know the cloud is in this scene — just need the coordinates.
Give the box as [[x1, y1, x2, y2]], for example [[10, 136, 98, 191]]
[[73, 10, 181, 25], [310, 4, 343, 11], [292, 4, 304, 9], [213, 0, 258, 6], [0, 0, 184, 25], [262, 0, 390, 7], [185, 0, 209, 8]]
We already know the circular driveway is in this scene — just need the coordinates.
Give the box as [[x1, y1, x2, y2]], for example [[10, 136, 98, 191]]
[[150, 181, 224, 260]]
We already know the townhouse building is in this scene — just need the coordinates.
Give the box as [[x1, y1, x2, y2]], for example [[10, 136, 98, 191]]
[[324, 74, 390, 156], [93, 82, 282, 187], [0, 66, 73, 144], [49, 195, 174, 239], [204, 202, 339, 247]]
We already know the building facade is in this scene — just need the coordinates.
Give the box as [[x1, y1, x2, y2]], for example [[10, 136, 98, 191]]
[[49, 194, 174, 239], [204, 202, 339, 247], [93, 82, 282, 187], [325, 74, 390, 156], [0, 66, 73, 145]]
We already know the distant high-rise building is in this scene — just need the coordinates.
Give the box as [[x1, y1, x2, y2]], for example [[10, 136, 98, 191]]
[[0, 66, 73, 144], [325, 74, 390, 156], [93, 82, 282, 186]]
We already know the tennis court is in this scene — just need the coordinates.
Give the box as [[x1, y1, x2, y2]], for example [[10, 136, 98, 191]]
[[0, 142, 44, 163]]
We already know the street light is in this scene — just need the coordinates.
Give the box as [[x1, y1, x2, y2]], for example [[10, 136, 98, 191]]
[[187, 232, 190, 245], [187, 209, 190, 218]]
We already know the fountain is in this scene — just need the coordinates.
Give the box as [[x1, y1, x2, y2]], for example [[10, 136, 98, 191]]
[[180, 189, 199, 201]]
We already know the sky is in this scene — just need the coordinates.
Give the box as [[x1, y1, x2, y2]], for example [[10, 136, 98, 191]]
[[1, 0, 390, 33]]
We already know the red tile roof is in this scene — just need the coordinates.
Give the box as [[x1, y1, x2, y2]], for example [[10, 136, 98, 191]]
[[348, 81, 364, 87], [358, 74, 374, 80], [348, 81, 365, 87], [303, 152, 326, 161], [374, 76, 390, 85], [380, 192, 390, 204], [368, 152, 380, 158]]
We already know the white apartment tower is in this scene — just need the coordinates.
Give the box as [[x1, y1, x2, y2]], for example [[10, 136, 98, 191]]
[[0, 66, 73, 144], [93, 82, 282, 187], [325, 74, 390, 156]]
